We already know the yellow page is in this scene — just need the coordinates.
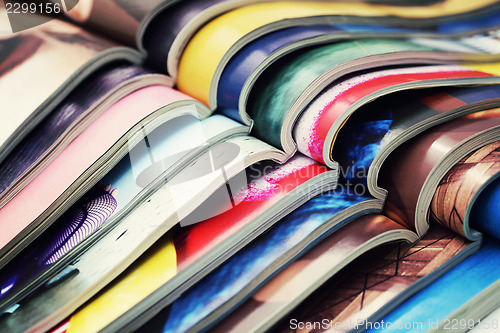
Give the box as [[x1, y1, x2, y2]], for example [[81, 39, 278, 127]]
[[66, 233, 177, 333]]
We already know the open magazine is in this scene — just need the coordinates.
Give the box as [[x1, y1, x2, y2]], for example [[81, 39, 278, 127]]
[[3, 0, 500, 254], [3, 0, 500, 170], [123, 112, 500, 333], [21, 86, 500, 333], [5, 69, 500, 332], [248, 129, 500, 333], [4, 60, 500, 327]]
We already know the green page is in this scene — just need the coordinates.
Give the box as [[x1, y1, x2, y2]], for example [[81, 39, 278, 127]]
[[247, 39, 434, 149]]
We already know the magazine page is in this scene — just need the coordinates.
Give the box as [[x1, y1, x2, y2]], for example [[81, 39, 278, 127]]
[[176, 5, 440, 106], [195, 96, 500, 333], [0, 63, 172, 210], [208, 16, 500, 113], [216, 224, 465, 333], [0, 9, 140, 163], [431, 141, 500, 239], [214, 24, 344, 119], [49, 154, 336, 332], [329, 85, 500, 198], [0, 86, 198, 267], [292, 65, 499, 168], [63, 0, 166, 46], [470, 306, 500, 333], [360, 145, 500, 333], [143, 0, 499, 74], [171, 0, 500, 84], [380, 110, 500, 234], [140, 0, 233, 71], [95, 97, 500, 333], [135, 186, 378, 333], [246, 40, 438, 153], [3, 1, 500, 332], [213, 21, 500, 121], [244, 50, 498, 167], [364, 238, 500, 333], [0, 135, 284, 332], [0, 113, 244, 313], [222, 140, 500, 333], [211, 213, 419, 333], [51, 230, 178, 333]]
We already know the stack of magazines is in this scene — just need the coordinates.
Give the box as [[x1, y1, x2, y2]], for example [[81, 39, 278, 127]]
[[1, 0, 500, 332]]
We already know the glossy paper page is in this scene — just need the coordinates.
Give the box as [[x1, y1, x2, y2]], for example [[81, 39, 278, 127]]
[[218, 17, 500, 118], [380, 111, 500, 231], [176, 0, 500, 103], [220, 224, 467, 333], [217, 25, 343, 119], [0, 13, 117, 159], [248, 39, 435, 150], [0, 86, 192, 260], [0, 113, 243, 310], [57, 155, 333, 332], [431, 141, 500, 238], [215, 88, 500, 332], [0, 63, 153, 205], [174, 155, 332, 270], [64, 232, 178, 333], [366, 239, 500, 333], [212, 213, 413, 333], [470, 177, 500, 240], [0, 135, 283, 332], [159, 189, 372, 333], [293, 65, 495, 165], [64, 0, 166, 46], [331, 85, 500, 189], [142, 0, 229, 71]]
